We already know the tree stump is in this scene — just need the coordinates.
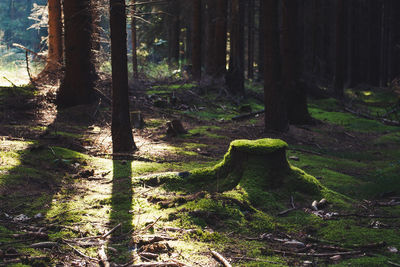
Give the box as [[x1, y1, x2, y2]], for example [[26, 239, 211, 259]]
[[166, 119, 188, 136], [186, 138, 322, 196]]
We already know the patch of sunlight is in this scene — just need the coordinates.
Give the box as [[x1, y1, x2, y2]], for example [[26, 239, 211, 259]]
[[0, 68, 31, 86], [362, 91, 372, 96]]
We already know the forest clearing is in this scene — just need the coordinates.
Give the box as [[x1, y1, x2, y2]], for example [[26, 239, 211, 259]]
[[1, 0, 400, 266]]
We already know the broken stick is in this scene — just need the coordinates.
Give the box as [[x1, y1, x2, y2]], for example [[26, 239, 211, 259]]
[[211, 250, 232, 267]]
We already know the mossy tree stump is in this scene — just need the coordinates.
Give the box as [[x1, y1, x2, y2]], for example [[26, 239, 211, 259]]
[[185, 138, 322, 204], [215, 139, 290, 189]]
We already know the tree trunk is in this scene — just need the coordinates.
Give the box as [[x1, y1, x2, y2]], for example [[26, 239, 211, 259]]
[[264, 0, 288, 132], [131, 0, 138, 79], [368, 0, 382, 86], [282, 0, 312, 124], [36, 0, 63, 78], [168, 0, 181, 67], [227, 0, 245, 96], [110, 0, 136, 153], [247, 0, 255, 80], [57, 0, 96, 107], [334, 0, 346, 98], [214, 0, 228, 80], [191, 0, 202, 81], [258, 0, 264, 81], [204, 0, 216, 77]]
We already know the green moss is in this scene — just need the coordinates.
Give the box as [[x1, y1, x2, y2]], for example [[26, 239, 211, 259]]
[[186, 126, 225, 139], [230, 139, 288, 153], [165, 139, 335, 211], [374, 131, 400, 145], [148, 83, 196, 95], [309, 107, 398, 133]]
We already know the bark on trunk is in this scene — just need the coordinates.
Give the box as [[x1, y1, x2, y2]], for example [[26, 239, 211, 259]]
[[36, 0, 63, 78], [110, 0, 136, 153], [57, 0, 96, 107], [264, 0, 288, 132], [334, 0, 346, 98], [227, 0, 245, 95], [131, 0, 138, 79], [214, 0, 228, 80], [191, 0, 202, 81], [282, 0, 312, 124], [204, 0, 217, 76], [168, 0, 181, 67], [247, 0, 255, 79]]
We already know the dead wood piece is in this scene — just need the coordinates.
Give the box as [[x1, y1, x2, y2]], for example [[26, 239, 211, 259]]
[[277, 208, 297, 216], [288, 148, 323, 156], [345, 107, 400, 127], [211, 250, 232, 267], [350, 241, 386, 250], [134, 217, 161, 236], [65, 242, 99, 262], [231, 256, 282, 265], [128, 262, 180, 267], [272, 249, 362, 257], [98, 245, 110, 267], [139, 252, 159, 260], [335, 214, 400, 219], [0, 238, 34, 247], [11, 232, 48, 240], [102, 223, 122, 239], [131, 111, 145, 129], [377, 200, 400, 207], [29, 241, 58, 249], [166, 120, 187, 136], [388, 261, 400, 267], [232, 109, 265, 121]]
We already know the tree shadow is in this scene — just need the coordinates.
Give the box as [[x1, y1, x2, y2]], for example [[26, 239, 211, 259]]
[[108, 159, 134, 262], [0, 85, 106, 265]]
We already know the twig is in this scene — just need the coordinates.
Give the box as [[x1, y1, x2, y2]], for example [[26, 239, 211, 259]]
[[134, 216, 162, 236], [65, 242, 99, 262], [127, 263, 180, 267], [211, 250, 232, 267], [25, 50, 35, 86], [29, 241, 59, 249], [272, 249, 362, 257], [290, 196, 295, 209], [102, 223, 121, 239], [98, 245, 110, 267], [388, 261, 400, 267], [2, 76, 17, 87], [288, 148, 323, 156], [231, 256, 282, 265], [335, 214, 400, 219], [232, 109, 265, 121]]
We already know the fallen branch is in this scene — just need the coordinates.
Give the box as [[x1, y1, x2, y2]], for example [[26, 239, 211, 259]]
[[335, 214, 400, 219], [65, 242, 99, 262], [98, 245, 110, 267], [288, 148, 323, 156], [134, 217, 161, 236], [272, 249, 362, 257], [25, 50, 35, 86], [345, 107, 400, 127], [388, 261, 400, 267], [211, 250, 232, 267], [2, 77, 17, 87], [277, 208, 297, 216], [231, 256, 282, 265], [232, 109, 265, 121], [29, 241, 58, 249], [102, 223, 122, 239], [128, 263, 180, 267]]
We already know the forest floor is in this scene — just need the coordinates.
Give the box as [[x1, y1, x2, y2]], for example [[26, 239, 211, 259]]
[[1, 76, 400, 267]]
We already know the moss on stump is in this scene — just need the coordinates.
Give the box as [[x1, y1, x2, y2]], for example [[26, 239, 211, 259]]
[[178, 139, 324, 207]]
